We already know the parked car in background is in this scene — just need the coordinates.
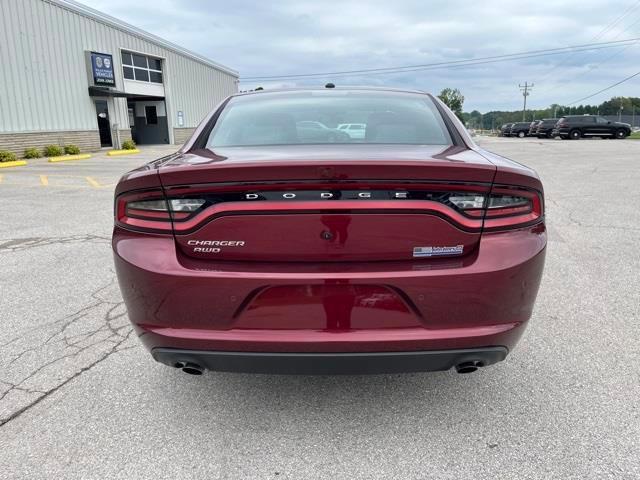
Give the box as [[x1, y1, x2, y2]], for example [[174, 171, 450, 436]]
[[552, 115, 631, 139], [337, 123, 366, 139], [297, 121, 351, 142], [528, 120, 542, 136], [535, 118, 559, 138], [112, 87, 546, 376], [509, 122, 533, 138], [500, 123, 514, 136]]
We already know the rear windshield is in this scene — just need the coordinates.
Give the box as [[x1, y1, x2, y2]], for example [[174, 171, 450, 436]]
[[206, 91, 453, 147]]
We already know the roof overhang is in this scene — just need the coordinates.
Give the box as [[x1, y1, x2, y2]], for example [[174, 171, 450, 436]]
[[88, 86, 164, 101]]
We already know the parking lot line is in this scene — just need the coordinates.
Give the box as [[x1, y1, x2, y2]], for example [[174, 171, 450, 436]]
[[85, 176, 101, 188], [0, 174, 117, 189]]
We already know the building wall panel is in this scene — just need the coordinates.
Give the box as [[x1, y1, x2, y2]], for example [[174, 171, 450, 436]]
[[0, 0, 238, 141]]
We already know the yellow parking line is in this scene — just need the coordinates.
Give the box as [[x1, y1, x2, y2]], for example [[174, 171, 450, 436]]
[[39, 175, 49, 186], [3, 182, 93, 189], [86, 176, 101, 188]]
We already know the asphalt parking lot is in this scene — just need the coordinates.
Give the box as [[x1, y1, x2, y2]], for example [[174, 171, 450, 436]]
[[1, 138, 639, 479]]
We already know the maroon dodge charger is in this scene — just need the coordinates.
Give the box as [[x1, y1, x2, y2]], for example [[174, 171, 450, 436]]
[[113, 87, 546, 375]]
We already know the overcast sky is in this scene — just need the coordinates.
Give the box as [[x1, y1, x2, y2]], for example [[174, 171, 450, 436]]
[[80, 0, 640, 112]]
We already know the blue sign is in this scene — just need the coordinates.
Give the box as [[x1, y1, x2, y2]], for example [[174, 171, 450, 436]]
[[90, 52, 115, 87]]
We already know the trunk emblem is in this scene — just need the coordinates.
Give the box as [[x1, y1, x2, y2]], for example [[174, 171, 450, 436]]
[[244, 190, 412, 201]]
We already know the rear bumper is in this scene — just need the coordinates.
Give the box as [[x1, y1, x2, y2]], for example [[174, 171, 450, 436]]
[[113, 223, 546, 359], [152, 346, 508, 374]]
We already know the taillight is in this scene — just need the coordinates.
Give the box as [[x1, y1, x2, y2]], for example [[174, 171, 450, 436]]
[[116, 189, 208, 232], [115, 185, 543, 233], [446, 186, 543, 229], [483, 186, 543, 230], [116, 189, 172, 232]]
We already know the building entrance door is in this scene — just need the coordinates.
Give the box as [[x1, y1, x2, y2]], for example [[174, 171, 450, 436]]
[[95, 100, 112, 147], [126, 100, 169, 144]]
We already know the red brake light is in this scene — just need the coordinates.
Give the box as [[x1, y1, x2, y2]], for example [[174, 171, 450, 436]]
[[115, 189, 173, 232], [483, 186, 543, 230], [115, 190, 208, 233]]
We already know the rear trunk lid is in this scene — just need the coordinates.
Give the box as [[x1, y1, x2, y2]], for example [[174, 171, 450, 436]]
[[158, 145, 496, 262]]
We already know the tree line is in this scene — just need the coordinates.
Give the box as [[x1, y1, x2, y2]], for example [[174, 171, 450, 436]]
[[463, 96, 640, 129]]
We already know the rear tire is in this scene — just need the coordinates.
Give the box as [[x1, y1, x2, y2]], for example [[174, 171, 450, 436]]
[[615, 129, 628, 139], [518, 131, 525, 138], [569, 129, 581, 140]]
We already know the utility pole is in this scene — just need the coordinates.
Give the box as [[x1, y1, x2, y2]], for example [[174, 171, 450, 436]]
[[519, 82, 533, 121]]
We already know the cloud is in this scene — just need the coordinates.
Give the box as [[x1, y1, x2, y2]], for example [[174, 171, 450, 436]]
[[80, 0, 640, 111]]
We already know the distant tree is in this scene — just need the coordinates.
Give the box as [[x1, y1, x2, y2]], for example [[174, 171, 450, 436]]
[[600, 96, 638, 115], [465, 96, 640, 129], [438, 88, 465, 122], [464, 110, 483, 129]]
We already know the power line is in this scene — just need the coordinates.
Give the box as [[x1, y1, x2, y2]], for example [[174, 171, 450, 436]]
[[559, 15, 640, 85], [240, 38, 640, 81], [538, 5, 640, 95], [594, 0, 640, 38], [566, 69, 640, 105], [534, 0, 640, 85]]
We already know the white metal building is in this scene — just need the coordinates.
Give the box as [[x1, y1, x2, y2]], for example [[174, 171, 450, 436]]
[[0, 0, 239, 155]]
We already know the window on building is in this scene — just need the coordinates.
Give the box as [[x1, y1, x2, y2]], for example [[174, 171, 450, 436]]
[[121, 51, 163, 84]]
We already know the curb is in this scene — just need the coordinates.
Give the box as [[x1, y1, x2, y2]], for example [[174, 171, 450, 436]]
[[48, 154, 92, 163], [0, 160, 28, 169], [107, 149, 140, 156]]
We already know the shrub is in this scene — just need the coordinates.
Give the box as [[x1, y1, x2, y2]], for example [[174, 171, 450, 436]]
[[0, 150, 18, 162], [121, 140, 136, 150], [24, 147, 42, 159], [43, 144, 64, 157], [64, 144, 81, 155]]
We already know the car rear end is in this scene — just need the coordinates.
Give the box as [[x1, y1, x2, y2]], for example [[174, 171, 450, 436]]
[[537, 119, 558, 138], [113, 89, 546, 375], [553, 117, 570, 138], [511, 122, 530, 138], [528, 121, 541, 136], [505, 124, 516, 136]]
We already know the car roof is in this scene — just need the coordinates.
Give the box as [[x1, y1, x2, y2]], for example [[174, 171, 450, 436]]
[[234, 86, 429, 98]]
